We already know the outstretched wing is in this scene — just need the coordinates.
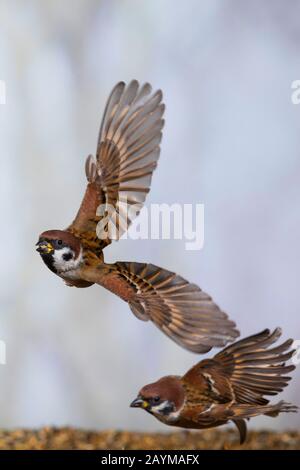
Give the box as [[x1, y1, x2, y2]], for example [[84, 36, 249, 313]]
[[182, 328, 296, 443], [79, 261, 239, 353], [69, 80, 164, 249], [214, 328, 296, 405], [183, 328, 296, 405]]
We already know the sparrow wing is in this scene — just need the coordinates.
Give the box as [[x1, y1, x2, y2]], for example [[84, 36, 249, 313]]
[[183, 328, 296, 405], [182, 329, 296, 444], [214, 328, 296, 405], [79, 261, 239, 353], [69, 80, 164, 248]]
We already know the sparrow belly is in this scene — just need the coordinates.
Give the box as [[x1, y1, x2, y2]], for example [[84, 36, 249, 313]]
[[61, 269, 93, 288]]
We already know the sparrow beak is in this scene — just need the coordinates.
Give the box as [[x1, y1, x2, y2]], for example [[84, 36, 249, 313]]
[[36, 241, 54, 254], [130, 397, 149, 409]]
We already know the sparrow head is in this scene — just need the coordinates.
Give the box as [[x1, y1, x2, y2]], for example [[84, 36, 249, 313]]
[[130, 376, 185, 421], [36, 230, 82, 274]]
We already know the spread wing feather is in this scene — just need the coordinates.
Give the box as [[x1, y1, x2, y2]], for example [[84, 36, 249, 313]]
[[214, 328, 296, 405], [69, 80, 164, 248], [181, 329, 297, 443], [183, 329, 296, 405], [80, 261, 239, 353]]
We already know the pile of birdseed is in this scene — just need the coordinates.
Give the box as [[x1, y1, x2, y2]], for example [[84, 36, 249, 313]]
[[0, 427, 299, 450]]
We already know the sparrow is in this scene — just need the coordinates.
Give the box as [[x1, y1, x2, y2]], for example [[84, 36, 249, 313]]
[[36, 80, 239, 353], [130, 328, 298, 444]]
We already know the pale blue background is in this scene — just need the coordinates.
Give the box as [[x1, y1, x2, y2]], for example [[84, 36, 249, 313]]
[[0, 0, 299, 432]]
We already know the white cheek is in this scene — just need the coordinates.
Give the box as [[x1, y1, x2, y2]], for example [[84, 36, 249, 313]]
[[151, 400, 174, 417], [152, 400, 185, 422], [53, 247, 82, 273], [151, 401, 171, 415]]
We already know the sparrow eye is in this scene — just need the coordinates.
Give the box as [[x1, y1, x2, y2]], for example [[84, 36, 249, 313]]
[[153, 396, 160, 403], [57, 240, 63, 245]]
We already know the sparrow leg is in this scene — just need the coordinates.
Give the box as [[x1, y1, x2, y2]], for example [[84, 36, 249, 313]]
[[232, 419, 247, 445]]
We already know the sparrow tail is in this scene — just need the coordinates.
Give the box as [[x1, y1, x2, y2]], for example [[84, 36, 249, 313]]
[[232, 400, 298, 420]]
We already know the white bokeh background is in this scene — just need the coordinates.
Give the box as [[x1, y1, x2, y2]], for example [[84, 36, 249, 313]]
[[0, 0, 299, 432]]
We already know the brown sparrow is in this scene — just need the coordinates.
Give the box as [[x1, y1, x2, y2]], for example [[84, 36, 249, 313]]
[[130, 328, 298, 443], [36, 80, 239, 352]]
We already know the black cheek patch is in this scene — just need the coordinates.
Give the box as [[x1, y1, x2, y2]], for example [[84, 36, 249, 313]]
[[161, 403, 175, 416], [63, 253, 73, 262]]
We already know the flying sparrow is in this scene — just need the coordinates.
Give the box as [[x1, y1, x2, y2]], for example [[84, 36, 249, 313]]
[[130, 328, 298, 443], [36, 80, 239, 352]]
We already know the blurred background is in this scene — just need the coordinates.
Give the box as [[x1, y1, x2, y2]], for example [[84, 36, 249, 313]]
[[0, 0, 300, 432]]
